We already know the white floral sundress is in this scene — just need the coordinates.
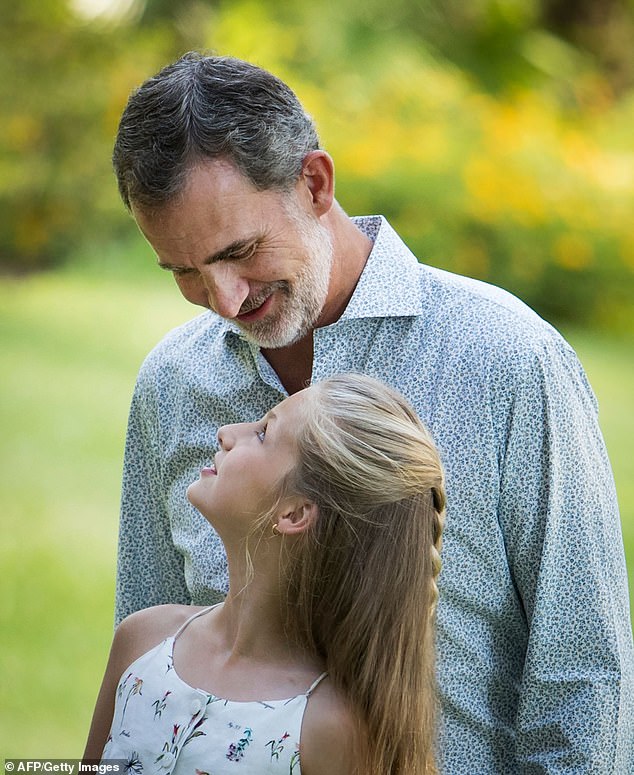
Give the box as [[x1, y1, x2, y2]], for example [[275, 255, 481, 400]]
[[102, 606, 327, 774]]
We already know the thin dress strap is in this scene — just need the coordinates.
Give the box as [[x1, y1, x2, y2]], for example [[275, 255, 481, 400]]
[[173, 604, 221, 642], [306, 671, 328, 697]]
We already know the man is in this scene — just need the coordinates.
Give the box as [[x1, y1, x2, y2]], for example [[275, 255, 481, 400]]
[[113, 53, 633, 773]]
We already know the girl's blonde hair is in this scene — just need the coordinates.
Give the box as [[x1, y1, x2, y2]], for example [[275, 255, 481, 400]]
[[280, 373, 445, 775]]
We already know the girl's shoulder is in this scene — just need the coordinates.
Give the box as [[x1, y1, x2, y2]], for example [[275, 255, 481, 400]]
[[300, 679, 362, 775], [112, 604, 208, 676]]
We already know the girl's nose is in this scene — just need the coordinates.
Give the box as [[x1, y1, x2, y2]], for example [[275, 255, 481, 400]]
[[217, 421, 251, 450], [216, 425, 232, 450]]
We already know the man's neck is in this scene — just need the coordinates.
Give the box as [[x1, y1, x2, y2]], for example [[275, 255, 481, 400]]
[[317, 206, 373, 328], [262, 334, 314, 395]]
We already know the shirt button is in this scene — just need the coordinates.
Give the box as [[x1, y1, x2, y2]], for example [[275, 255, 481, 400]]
[[190, 697, 203, 715]]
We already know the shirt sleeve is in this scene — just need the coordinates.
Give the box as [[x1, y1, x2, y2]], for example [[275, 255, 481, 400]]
[[497, 336, 634, 773], [114, 365, 191, 625]]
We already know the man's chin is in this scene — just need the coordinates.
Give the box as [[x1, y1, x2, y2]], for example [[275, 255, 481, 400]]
[[239, 317, 310, 350], [240, 328, 301, 350]]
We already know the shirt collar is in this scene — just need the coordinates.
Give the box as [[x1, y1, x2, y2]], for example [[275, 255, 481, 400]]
[[218, 214, 424, 338], [340, 215, 423, 320]]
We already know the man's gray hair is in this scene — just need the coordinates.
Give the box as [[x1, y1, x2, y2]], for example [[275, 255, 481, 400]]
[[113, 52, 320, 210]]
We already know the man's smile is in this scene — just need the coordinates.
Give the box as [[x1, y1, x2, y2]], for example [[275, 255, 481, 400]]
[[235, 291, 276, 322]]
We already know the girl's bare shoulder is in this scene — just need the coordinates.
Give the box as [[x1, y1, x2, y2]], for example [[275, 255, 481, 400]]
[[112, 604, 207, 673], [300, 678, 363, 775]]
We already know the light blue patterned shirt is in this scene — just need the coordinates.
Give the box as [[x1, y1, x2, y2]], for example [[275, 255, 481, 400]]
[[117, 216, 634, 774]]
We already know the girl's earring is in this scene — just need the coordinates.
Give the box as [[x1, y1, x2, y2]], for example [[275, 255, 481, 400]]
[[271, 523, 280, 536]]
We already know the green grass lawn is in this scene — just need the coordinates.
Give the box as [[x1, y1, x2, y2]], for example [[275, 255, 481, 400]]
[[1, 252, 632, 756]]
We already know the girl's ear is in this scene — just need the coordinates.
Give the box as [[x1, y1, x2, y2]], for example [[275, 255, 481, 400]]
[[276, 500, 319, 536]]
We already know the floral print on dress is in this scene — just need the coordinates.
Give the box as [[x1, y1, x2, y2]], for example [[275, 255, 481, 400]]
[[226, 727, 253, 761], [117, 674, 144, 731], [102, 625, 317, 773], [265, 732, 290, 761], [123, 752, 143, 773], [164, 642, 174, 674], [289, 751, 301, 774], [155, 712, 209, 769], [152, 690, 172, 720]]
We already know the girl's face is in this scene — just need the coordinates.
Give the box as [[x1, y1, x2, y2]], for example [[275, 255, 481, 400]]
[[187, 388, 311, 534]]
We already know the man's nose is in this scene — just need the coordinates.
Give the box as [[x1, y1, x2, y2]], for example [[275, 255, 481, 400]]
[[202, 265, 250, 319]]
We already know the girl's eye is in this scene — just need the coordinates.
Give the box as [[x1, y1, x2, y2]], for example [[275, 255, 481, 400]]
[[256, 426, 267, 443]]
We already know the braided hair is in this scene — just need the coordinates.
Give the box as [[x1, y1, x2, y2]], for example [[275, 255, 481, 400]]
[[275, 373, 445, 775]]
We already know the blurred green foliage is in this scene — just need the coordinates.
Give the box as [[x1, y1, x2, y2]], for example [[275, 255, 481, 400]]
[[1, 0, 633, 332]]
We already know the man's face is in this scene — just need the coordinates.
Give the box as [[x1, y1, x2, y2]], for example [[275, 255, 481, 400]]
[[132, 159, 334, 349]]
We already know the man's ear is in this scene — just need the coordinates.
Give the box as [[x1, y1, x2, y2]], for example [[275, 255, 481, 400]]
[[298, 150, 334, 216], [276, 500, 319, 536]]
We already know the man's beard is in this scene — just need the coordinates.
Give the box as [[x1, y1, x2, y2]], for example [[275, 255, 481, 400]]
[[237, 213, 334, 349]]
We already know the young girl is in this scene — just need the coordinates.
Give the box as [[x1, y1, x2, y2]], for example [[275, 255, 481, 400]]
[[84, 374, 445, 774]]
